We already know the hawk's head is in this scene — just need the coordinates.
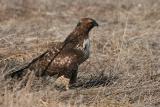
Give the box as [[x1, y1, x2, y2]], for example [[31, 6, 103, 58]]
[[64, 18, 98, 49], [76, 18, 98, 33]]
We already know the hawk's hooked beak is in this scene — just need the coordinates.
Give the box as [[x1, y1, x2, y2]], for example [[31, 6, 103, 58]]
[[93, 21, 99, 27]]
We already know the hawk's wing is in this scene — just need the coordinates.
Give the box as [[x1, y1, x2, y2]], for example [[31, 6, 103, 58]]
[[46, 48, 85, 76], [4, 42, 64, 79]]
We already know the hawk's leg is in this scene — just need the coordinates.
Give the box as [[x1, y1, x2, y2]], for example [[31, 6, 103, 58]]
[[54, 65, 78, 90], [69, 68, 78, 84]]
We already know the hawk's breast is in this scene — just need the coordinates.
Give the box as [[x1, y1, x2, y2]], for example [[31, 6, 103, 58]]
[[83, 38, 90, 59]]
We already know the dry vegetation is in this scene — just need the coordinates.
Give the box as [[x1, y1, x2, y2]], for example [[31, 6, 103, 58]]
[[0, 0, 160, 107]]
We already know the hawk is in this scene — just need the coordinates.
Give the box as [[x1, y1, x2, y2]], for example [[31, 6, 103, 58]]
[[5, 18, 98, 90]]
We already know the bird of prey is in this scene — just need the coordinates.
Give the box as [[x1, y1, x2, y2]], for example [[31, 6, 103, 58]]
[[5, 18, 98, 90]]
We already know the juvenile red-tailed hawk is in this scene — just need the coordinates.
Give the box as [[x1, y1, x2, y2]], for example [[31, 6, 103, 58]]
[[5, 18, 98, 90]]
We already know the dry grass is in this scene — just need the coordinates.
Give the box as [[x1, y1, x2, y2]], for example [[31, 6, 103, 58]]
[[0, 0, 160, 107]]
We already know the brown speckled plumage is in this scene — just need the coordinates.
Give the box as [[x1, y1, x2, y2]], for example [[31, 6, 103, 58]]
[[5, 18, 98, 89]]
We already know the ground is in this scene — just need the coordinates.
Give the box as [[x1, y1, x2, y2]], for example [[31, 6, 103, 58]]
[[0, 0, 160, 107]]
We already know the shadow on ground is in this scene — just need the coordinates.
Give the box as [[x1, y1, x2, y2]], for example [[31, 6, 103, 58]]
[[71, 73, 118, 89]]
